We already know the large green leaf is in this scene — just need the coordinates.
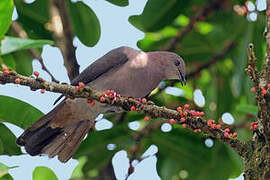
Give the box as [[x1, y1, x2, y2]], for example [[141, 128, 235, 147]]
[[74, 123, 133, 173], [0, 123, 21, 155], [0, 0, 13, 40], [0, 162, 17, 179], [105, 0, 129, 7], [152, 128, 243, 180], [67, 1, 101, 47], [1, 36, 53, 55], [2, 50, 34, 76], [0, 96, 44, 129], [129, 0, 192, 32], [14, 0, 51, 40], [236, 104, 258, 115], [33, 167, 58, 180]]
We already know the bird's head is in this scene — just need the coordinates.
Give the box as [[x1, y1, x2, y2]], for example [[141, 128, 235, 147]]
[[158, 52, 186, 86]]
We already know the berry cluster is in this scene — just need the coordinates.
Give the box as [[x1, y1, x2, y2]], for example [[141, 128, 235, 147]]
[[87, 99, 95, 107], [75, 82, 85, 92], [2, 66, 9, 75], [207, 120, 237, 138], [250, 121, 258, 131], [250, 84, 270, 96]]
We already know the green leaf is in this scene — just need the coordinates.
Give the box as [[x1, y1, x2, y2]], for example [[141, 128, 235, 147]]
[[0, 174, 13, 180], [0, 95, 44, 129], [105, 0, 129, 7], [0, 0, 13, 40], [67, 1, 101, 47], [1, 36, 53, 55], [129, 0, 191, 32], [0, 123, 21, 155], [151, 128, 243, 180], [236, 104, 258, 115], [14, 0, 52, 40], [2, 50, 34, 76], [0, 162, 17, 178], [33, 167, 58, 180]]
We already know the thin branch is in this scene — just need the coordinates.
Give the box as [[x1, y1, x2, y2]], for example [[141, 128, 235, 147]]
[[48, 0, 79, 81], [10, 22, 59, 83], [164, 0, 226, 51], [0, 71, 248, 158]]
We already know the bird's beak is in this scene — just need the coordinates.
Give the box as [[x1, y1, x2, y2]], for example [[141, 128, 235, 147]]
[[179, 72, 186, 86]]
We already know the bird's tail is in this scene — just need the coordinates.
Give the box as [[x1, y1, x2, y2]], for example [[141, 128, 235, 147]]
[[16, 99, 93, 163], [17, 119, 91, 162]]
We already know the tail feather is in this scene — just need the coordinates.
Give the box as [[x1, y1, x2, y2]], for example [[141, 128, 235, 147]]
[[17, 119, 91, 162]]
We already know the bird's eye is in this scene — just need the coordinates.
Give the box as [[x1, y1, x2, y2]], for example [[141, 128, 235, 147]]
[[175, 61, 180, 66]]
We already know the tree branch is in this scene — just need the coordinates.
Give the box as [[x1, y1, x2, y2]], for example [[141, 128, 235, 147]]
[[10, 21, 59, 83], [164, 0, 227, 51], [48, 0, 79, 81], [0, 71, 248, 158]]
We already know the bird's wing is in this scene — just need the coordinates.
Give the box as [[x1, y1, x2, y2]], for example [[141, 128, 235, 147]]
[[54, 46, 137, 105]]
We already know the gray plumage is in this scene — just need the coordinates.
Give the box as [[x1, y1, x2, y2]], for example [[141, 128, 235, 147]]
[[16, 46, 186, 162]]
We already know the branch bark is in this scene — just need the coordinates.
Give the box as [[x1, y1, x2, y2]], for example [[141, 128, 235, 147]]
[[0, 71, 248, 158], [163, 0, 227, 51], [10, 21, 59, 83], [48, 0, 79, 81]]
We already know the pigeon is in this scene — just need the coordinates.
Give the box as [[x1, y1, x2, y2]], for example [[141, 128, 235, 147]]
[[16, 46, 186, 162]]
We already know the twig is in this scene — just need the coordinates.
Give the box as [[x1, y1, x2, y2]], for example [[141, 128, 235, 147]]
[[164, 0, 226, 51], [246, 44, 270, 144], [0, 71, 248, 157], [48, 0, 79, 81], [10, 22, 59, 83]]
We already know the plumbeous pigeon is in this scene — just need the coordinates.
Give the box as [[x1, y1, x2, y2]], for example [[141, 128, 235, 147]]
[[16, 46, 186, 162]]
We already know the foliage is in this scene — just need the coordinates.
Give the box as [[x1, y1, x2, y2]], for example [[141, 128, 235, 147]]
[[0, 0, 264, 179]]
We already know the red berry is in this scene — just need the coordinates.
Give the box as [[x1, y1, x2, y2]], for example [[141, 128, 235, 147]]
[[194, 129, 198, 133], [144, 116, 149, 122], [233, 132, 237, 137], [216, 124, 221, 129], [224, 132, 229, 138], [141, 98, 147, 103], [254, 124, 258, 129], [207, 120, 214, 126], [183, 112, 188, 116], [169, 119, 175, 124], [41, 89, 45, 94], [267, 11, 270, 16], [182, 124, 187, 128], [262, 89, 267, 95], [225, 128, 230, 133], [130, 106, 136, 111], [248, 65, 251, 69], [33, 71, 39, 77], [250, 126, 254, 131], [90, 101, 95, 107], [78, 82, 85, 88], [100, 96, 105, 102], [180, 117, 186, 122], [75, 86, 80, 91], [267, 83, 270, 89], [251, 87, 255, 93], [101, 92, 105, 96], [3, 70, 8, 75], [177, 107, 182, 113], [106, 90, 111, 95], [184, 104, 189, 109], [87, 99, 93, 103], [15, 78, 20, 84], [211, 124, 216, 129], [2, 66, 8, 71]]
